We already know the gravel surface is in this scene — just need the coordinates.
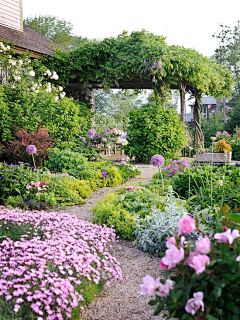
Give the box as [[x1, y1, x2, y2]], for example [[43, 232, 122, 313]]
[[59, 164, 172, 320]]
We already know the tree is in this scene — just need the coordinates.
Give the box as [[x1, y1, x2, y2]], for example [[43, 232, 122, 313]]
[[212, 21, 240, 116], [95, 89, 144, 122], [24, 15, 89, 50], [225, 105, 240, 134]]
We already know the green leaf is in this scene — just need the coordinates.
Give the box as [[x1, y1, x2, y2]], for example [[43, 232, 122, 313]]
[[206, 315, 219, 320], [212, 286, 222, 298], [229, 213, 240, 223], [154, 302, 164, 316]]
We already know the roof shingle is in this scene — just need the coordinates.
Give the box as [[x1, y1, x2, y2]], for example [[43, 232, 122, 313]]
[[0, 24, 62, 56]]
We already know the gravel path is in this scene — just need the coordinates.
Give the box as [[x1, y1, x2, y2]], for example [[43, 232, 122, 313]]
[[60, 165, 170, 319]]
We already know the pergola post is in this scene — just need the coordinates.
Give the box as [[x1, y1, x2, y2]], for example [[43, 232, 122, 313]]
[[179, 82, 186, 123], [193, 91, 204, 149]]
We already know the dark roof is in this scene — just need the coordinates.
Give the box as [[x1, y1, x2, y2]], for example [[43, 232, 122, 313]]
[[0, 24, 64, 56]]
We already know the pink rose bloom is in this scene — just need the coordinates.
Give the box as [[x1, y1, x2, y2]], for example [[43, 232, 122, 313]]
[[155, 279, 174, 297], [162, 245, 184, 269], [214, 229, 240, 245], [178, 216, 196, 235], [166, 237, 176, 248], [140, 275, 157, 295], [185, 292, 204, 315], [188, 254, 210, 275], [184, 251, 198, 266], [160, 259, 168, 270], [195, 237, 211, 254]]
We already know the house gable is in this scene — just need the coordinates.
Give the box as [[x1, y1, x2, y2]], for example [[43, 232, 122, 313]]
[[0, 0, 23, 31]]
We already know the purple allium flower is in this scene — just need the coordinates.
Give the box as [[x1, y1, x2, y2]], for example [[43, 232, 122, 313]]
[[151, 154, 165, 167], [88, 129, 96, 139], [101, 137, 107, 143], [99, 143, 104, 147], [80, 137, 86, 142], [26, 145, 37, 155], [99, 154, 103, 158]]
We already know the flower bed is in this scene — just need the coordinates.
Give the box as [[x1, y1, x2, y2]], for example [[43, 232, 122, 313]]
[[0, 154, 140, 209], [0, 207, 122, 319]]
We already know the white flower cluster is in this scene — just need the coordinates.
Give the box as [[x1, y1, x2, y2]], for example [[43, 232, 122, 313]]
[[0, 42, 10, 52], [44, 70, 59, 80], [1, 44, 66, 102]]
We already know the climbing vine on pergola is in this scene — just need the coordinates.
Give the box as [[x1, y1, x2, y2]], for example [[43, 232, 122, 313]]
[[45, 30, 233, 149]]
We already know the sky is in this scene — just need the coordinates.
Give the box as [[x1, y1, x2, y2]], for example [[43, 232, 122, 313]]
[[23, 0, 240, 58]]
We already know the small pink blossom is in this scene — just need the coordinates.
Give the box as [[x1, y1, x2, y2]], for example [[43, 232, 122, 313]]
[[162, 245, 184, 269], [195, 237, 211, 254], [178, 216, 196, 235], [214, 229, 240, 244], [185, 292, 204, 315], [155, 279, 174, 297], [160, 259, 168, 270], [165, 237, 176, 248], [140, 275, 157, 295], [236, 255, 240, 262], [188, 254, 210, 275]]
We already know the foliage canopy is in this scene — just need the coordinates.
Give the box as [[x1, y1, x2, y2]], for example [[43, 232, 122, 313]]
[[44, 30, 233, 100]]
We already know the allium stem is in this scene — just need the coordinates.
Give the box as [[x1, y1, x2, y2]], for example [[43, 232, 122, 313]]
[[210, 142, 214, 208], [32, 154, 36, 170], [221, 154, 227, 208], [158, 166, 164, 195], [188, 150, 191, 199]]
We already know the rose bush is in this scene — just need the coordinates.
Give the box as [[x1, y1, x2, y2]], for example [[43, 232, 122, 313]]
[[141, 216, 240, 320]]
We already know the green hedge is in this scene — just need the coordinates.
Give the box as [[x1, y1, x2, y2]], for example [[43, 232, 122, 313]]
[[124, 104, 188, 162]]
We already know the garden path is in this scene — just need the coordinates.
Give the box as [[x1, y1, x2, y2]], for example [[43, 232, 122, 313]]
[[60, 164, 173, 320]]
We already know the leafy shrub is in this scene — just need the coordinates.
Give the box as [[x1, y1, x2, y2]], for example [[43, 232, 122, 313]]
[[231, 140, 240, 160], [0, 48, 92, 150], [0, 208, 122, 319], [45, 150, 124, 188], [124, 104, 188, 162], [5, 126, 54, 166], [92, 186, 166, 240], [45, 148, 87, 172], [230, 129, 240, 160], [145, 216, 240, 320], [215, 138, 232, 152]]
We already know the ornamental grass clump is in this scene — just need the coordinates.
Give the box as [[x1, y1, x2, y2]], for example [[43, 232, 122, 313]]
[[0, 207, 122, 319], [140, 215, 240, 320]]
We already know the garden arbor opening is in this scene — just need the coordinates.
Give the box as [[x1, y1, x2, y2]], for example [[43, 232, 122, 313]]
[[46, 30, 233, 149]]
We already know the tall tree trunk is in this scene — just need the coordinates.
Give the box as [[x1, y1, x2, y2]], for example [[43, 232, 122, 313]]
[[222, 98, 227, 123], [193, 92, 204, 149], [179, 82, 186, 123]]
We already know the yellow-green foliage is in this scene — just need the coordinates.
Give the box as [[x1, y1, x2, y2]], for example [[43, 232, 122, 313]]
[[106, 166, 123, 187], [89, 167, 123, 189], [43, 174, 93, 205], [92, 193, 135, 240], [215, 138, 232, 153]]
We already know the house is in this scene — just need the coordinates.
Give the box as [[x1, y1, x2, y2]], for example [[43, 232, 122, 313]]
[[0, 0, 60, 58], [187, 96, 233, 128]]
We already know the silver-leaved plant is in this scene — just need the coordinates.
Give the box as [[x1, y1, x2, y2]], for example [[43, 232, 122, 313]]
[[132, 193, 188, 254]]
